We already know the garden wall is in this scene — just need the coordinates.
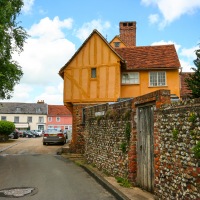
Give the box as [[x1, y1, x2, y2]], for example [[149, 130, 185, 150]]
[[154, 99, 200, 199], [83, 90, 200, 199]]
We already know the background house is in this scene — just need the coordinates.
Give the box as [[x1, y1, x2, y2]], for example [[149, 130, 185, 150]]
[[0, 100, 47, 131], [46, 105, 72, 131], [59, 21, 181, 152]]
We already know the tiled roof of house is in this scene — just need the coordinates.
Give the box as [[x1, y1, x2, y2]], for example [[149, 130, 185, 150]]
[[48, 105, 71, 116], [115, 45, 180, 70], [180, 72, 194, 98], [0, 102, 48, 114]]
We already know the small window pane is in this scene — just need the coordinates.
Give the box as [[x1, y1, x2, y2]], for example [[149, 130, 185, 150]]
[[1, 116, 6, 121], [48, 117, 52, 122], [27, 117, 32, 123], [114, 42, 120, 47], [14, 116, 19, 123], [91, 68, 96, 78], [56, 117, 60, 122], [39, 117, 44, 123]]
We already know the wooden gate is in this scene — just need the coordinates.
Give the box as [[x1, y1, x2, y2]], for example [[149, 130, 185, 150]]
[[136, 104, 154, 192]]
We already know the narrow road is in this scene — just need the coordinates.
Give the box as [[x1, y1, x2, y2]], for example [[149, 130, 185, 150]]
[[0, 138, 116, 200]]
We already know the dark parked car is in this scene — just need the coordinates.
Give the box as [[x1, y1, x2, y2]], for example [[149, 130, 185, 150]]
[[22, 131, 34, 138], [9, 130, 19, 139], [30, 130, 40, 137], [43, 129, 66, 145]]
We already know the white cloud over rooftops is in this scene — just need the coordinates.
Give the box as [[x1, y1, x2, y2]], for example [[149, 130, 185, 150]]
[[141, 0, 200, 28], [10, 16, 76, 104], [75, 19, 111, 42]]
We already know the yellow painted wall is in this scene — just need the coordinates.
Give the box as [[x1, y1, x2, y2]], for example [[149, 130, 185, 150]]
[[121, 69, 180, 98], [64, 32, 121, 103]]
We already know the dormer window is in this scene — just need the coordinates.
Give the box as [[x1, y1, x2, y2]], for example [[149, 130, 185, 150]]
[[16, 107, 21, 112], [114, 42, 120, 48], [36, 108, 41, 113]]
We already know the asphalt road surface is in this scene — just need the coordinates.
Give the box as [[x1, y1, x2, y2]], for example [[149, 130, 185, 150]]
[[0, 138, 116, 200]]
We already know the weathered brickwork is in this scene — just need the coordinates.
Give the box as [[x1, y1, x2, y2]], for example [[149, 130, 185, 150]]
[[69, 104, 91, 153], [154, 99, 200, 200]]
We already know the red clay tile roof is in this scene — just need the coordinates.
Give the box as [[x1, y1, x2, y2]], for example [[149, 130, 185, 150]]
[[180, 72, 194, 98], [115, 45, 180, 70], [48, 105, 71, 116]]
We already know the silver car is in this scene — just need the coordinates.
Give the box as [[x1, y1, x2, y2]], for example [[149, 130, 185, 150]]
[[43, 129, 66, 145]]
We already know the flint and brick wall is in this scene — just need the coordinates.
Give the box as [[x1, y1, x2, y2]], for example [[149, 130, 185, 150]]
[[82, 90, 200, 199]]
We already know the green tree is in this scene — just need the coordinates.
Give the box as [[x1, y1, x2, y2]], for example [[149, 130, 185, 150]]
[[185, 46, 200, 98], [0, 0, 28, 99]]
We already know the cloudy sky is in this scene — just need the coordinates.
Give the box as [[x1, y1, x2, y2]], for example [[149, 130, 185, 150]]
[[2, 0, 200, 105]]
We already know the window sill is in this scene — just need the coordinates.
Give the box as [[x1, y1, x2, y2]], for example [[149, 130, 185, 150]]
[[121, 83, 140, 85], [148, 85, 168, 88]]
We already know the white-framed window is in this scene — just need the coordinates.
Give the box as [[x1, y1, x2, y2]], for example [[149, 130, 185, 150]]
[[149, 71, 166, 86], [48, 117, 52, 122], [56, 117, 60, 122], [121, 72, 139, 84], [39, 117, 44, 123]]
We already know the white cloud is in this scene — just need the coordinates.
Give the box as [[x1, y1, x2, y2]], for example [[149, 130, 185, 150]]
[[180, 59, 194, 72], [9, 16, 76, 105], [180, 47, 197, 60], [149, 14, 159, 24], [75, 19, 111, 41], [29, 17, 73, 40], [34, 83, 64, 105], [22, 0, 35, 14], [151, 40, 181, 52], [141, 0, 200, 28]]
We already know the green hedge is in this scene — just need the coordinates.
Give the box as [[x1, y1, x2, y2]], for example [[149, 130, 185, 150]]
[[0, 121, 15, 135]]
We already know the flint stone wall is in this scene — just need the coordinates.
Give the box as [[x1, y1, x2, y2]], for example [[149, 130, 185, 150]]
[[154, 99, 200, 200], [84, 100, 133, 178], [83, 91, 200, 199]]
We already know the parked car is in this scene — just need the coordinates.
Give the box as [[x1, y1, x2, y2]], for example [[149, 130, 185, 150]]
[[30, 130, 40, 137], [22, 131, 33, 138], [9, 130, 19, 139], [31, 130, 43, 136], [43, 129, 66, 145]]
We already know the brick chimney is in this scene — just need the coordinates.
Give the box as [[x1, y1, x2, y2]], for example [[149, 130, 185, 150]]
[[119, 21, 136, 47]]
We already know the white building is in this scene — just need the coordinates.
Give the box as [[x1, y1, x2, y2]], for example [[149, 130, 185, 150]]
[[0, 101, 47, 131]]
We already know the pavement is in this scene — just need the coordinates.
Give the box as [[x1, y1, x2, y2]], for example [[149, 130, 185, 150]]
[[0, 139, 155, 200], [61, 147, 155, 200]]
